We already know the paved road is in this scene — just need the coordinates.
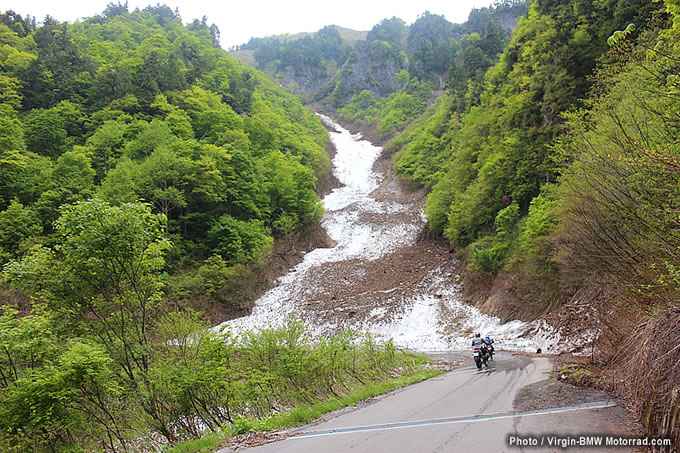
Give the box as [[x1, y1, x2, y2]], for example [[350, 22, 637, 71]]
[[241, 352, 632, 453]]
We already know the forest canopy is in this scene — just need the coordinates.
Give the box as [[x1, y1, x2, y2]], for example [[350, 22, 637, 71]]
[[0, 3, 331, 273]]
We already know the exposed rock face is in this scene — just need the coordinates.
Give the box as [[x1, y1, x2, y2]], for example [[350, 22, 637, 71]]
[[273, 40, 406, 106], [279, 65, 331, 95], [497, 12, 522, 32], [332, 40, 405, 105]]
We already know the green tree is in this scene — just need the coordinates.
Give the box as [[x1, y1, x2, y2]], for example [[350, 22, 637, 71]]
[[22, 18, 94, 109], [34, 150, 96, 228], [136, 146, 191, 229], [208, 216, 272, 264], [0, 74, 24, 109], [0, 106, 24, 152], [86, 121, 126, 178], [23, 108, 67, 157], [367, 17, 406, 47], [5, 199, 170, 384], [0, 307, 129, 451], [122, 119, 175, 160], [98, 157, 140, 204], [260, 150, 322, 235], [0, 199, 41, 262]]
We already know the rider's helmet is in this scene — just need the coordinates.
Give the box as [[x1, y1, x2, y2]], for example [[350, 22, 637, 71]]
[[475, 333, 481, 337]]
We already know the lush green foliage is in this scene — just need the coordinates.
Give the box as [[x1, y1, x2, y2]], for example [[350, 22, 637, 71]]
[[365, 17, 407, 47], [0, 5, 332, 315], [170, 366, 439, 453], [338, 79, 430, 141], [0, 7, 361, 448], [0, 199, 426, 451], [543, 2, 680, 443], [393, 0, 661, 272], [248, 26, 351, 75], [554, 10, 680, 302], [234, 2, 527, 126]]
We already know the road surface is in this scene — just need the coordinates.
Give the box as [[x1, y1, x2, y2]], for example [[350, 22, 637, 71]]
[[237, 352, 632, 453]]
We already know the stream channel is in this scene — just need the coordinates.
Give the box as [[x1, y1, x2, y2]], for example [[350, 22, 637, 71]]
[[217, 116, 562, 352]]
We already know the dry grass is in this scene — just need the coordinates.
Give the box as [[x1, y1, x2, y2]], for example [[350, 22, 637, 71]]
[[605, 306, 680, 451]]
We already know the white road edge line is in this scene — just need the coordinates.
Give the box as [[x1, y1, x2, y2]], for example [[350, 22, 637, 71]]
[[292, 401, 618, 439]]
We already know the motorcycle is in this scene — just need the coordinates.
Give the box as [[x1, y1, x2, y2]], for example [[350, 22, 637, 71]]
[[483, 338, 495, 360], [473, 346, 489, 369], [486, 343, 494, 360]]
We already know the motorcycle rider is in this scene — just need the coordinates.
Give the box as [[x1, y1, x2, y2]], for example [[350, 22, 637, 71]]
[[472, 333, 490, 361], [483, 335, 495, 358], [472, 332, 483, 349]]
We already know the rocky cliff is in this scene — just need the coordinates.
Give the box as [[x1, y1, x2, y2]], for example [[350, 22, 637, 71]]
[[326, 40, 406, 106]]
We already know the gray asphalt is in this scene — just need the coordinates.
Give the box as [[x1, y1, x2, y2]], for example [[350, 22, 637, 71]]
[[242, 352, 633, 453]]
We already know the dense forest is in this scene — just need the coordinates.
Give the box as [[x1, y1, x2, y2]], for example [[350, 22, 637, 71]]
[[392, 0, 664, 315], [335, 3, 526, 139], [0, 3, 335, 312], [336, 6, 519, 142]]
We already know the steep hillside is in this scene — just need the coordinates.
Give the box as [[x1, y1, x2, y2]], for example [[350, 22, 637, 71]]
[[393, 0, 661, 314], [391, 0, 678, 445], [232, 25, 360, 101], [0, 4, 400, 452], [0, 4, 334, 317]]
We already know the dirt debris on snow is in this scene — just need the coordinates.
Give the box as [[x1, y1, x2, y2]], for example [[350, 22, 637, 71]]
[[293, 151, 461, 332], [300, 238, 453, 327]]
